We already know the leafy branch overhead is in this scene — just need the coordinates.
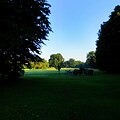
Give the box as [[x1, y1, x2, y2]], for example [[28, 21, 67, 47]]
[[0, 0, 52, 79]]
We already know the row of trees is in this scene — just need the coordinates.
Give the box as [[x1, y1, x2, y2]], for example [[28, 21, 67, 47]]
[[0, 1, 120, 80], [63, 58, 83, 68], [27, 52, 95, 71], [25, 53, 84, 70], [46, 6, 120, 74], [26, 51, 96, 70], [48, 53, 84, 71]]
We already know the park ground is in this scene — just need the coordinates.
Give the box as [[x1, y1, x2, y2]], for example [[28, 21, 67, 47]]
[[0, 69, 120, 120]]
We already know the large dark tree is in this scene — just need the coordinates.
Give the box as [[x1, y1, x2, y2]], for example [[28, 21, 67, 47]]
[[0, 0, 52, 79], [96, 5, 120, 73]]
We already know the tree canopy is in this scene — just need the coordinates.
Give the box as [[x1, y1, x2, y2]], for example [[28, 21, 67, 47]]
[[0, 0, 52, 78], [49, 53, 64, 71], [28, 59, 49, 69], [96, 5, 120, 73], [86, 51, 96, 68], [63, 58, 83, 68]]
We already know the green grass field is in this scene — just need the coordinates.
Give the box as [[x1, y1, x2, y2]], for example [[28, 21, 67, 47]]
[[0, 69, 120, 120]]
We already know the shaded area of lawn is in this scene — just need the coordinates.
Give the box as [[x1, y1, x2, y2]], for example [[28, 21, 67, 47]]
[[0, 70, 120, 120]]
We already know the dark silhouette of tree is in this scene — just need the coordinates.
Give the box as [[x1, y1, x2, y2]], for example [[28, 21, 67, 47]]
[[0, 0, 52, 79], [49, 53, 64, 71], [96, 5, 120, 73], [86, 51, 96, 68]]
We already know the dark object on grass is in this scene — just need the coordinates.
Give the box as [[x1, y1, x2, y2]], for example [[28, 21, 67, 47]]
[[73, 68, 94, 75], [73, 68, 84, 75], [84, 69, 94, 75]]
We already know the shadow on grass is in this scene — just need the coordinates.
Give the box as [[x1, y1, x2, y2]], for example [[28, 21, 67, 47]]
[[0, 70, 120, 120]]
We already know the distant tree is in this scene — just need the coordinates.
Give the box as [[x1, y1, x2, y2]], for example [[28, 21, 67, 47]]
[[0, 0, 52, 79], [86, 51, 96, 68], [63, 61, 70, 68], [74, 60, 83, 68], [63, 58, 83, 68], [69, 58, 76, 68], [96, 5, 120, 73], [49, 53, 64, 71]]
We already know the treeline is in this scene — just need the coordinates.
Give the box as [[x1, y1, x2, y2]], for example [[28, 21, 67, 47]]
[[24, 51, 97, 70], [24, 58, 83, 69], [63, 58, 83, 68]]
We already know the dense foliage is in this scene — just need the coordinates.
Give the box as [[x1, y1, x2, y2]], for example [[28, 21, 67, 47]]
[[0, 0, 52, 78], [29, 59, 49, 69], [96, 5, 120, 73], [49, 53, 64, 71], [63, 58, 83, 68], [86, 51, 96, 68]]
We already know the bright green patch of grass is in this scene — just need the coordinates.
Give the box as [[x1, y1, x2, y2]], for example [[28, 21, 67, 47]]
[[0, 70, 120, 120]]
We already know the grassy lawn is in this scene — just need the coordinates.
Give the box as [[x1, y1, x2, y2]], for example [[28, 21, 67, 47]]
[[0, 69, 120, 120]]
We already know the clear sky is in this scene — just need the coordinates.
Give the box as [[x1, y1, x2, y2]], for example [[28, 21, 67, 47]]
[[40, 0, 120, 62]]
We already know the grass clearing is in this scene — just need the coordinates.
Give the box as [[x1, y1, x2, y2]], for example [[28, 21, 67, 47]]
[[0, 69, 120, 120]]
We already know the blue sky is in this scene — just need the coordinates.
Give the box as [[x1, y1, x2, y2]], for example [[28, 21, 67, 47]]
[[41, 0, 120, 62]]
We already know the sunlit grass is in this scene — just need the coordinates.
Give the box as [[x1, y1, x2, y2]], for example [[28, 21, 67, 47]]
[[0, 69, 120, 120]]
